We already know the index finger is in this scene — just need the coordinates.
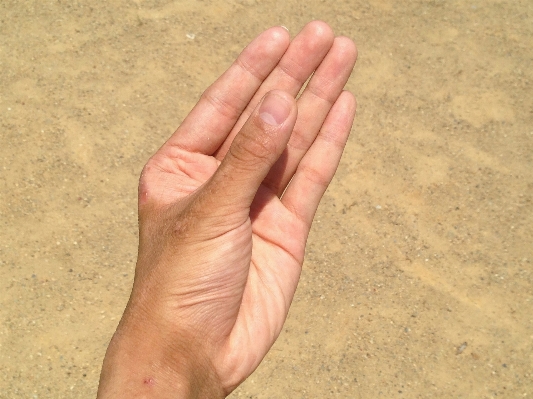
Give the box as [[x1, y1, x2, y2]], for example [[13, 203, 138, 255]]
[[160, 26, 291, 156]]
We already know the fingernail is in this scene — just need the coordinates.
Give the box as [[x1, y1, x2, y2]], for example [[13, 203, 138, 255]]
[[280, 25, 289, 32], [259, 93, 290, 126]]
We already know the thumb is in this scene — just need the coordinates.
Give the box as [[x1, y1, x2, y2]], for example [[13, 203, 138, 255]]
[[207, 90, 297, 213]]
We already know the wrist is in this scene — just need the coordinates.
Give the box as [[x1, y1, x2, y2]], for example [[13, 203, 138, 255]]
[[97, 307, 225, 399]]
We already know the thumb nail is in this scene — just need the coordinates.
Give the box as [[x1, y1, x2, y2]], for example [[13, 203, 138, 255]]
[[259, 93, 291, 126]]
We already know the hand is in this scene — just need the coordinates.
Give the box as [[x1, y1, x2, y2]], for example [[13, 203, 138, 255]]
[[97, 21, 357, 398]]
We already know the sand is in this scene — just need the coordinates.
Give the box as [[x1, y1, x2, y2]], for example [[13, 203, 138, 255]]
[[1, 0, 532, 397]]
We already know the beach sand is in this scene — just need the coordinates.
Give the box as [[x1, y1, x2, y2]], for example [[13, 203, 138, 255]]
[[1, 0, 532, 397]]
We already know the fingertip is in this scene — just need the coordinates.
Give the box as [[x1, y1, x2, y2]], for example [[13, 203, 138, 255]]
[[298, 20, 335, 52], [341, 89, 357, 105], [305, 20, 334, 41], [237, 27, 291, 82], [338, 90, 357, 117], [334, 36, 358, 63], [262, 25, 290, 48]]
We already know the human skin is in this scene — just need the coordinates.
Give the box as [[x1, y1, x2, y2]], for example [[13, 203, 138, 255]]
[[96, 21, 357, 399]]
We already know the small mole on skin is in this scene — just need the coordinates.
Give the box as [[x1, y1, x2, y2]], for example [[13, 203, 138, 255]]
[[139, 189, 150, 205], [143, 377, 155, 386]]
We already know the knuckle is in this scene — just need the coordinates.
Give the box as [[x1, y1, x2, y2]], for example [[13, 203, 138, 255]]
[[201, 88, 243, 120], [229, 126, 277, 167], [300, 163, 330, 187]]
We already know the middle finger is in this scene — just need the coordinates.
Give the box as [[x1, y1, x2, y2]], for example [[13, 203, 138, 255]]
[[264, 35, 357, 196]]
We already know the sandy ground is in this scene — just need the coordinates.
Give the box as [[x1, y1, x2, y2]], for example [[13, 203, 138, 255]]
[[1, 0, 532, 397]]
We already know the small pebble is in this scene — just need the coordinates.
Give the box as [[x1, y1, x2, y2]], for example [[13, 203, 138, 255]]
[[456, 342, 467, 355]]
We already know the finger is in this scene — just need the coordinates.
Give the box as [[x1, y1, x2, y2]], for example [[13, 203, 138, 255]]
[[159, 26, 290, 155], [263, 36, 357, 196], [213, 20, 335, 160], [281, 91, 356, 228], [204, 90, 297, 215]]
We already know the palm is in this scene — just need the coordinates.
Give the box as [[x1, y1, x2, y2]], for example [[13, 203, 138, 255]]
[[143, 145, 305, 318], [137, 22, 357, 392]]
